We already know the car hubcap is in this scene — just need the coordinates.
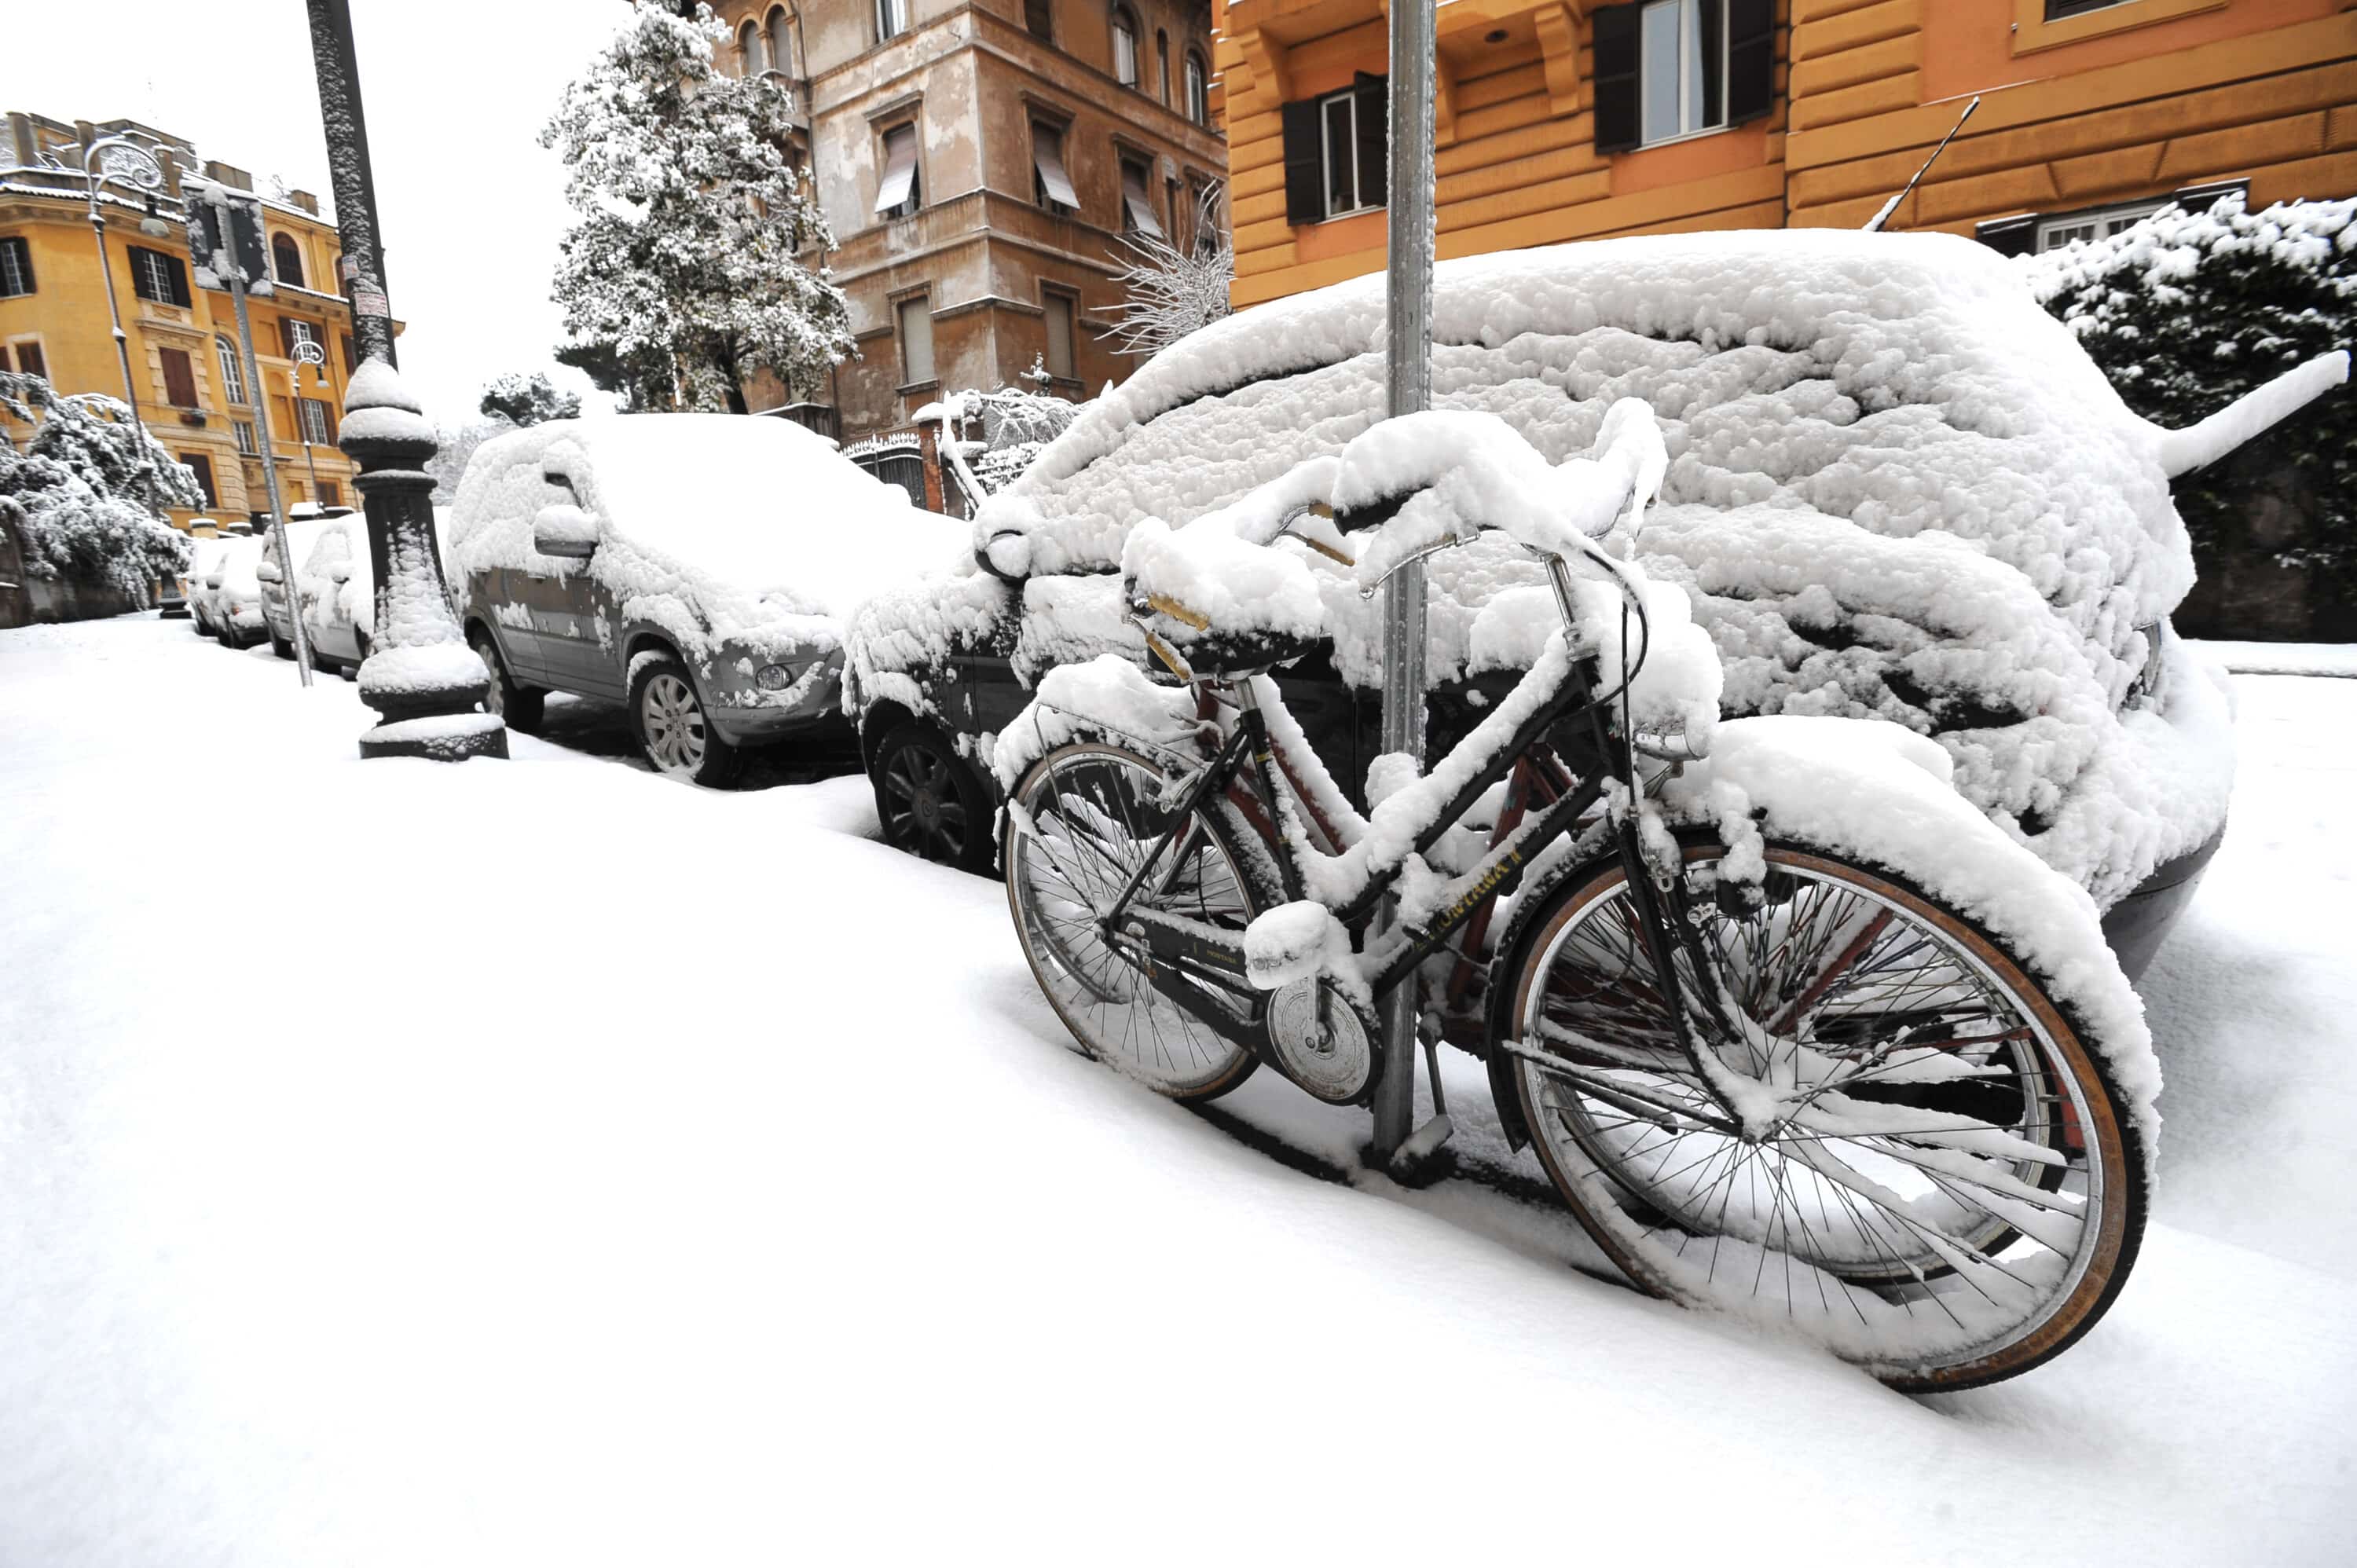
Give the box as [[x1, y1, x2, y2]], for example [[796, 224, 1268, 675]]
[[643, 673, 707, 775], [884, 745, 967, 861]]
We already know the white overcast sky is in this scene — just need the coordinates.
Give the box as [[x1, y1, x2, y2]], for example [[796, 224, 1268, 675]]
[[2, 1, 617, 423]]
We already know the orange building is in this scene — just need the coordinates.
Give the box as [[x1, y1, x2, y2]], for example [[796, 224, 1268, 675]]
[[1211, 0, 2356, 308]]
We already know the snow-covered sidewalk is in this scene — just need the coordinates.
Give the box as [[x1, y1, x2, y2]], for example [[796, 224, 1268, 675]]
[[2, 617, 2352, 1566]]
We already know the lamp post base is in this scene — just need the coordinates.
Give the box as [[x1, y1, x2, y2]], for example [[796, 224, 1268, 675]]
[[358, 710, 509, 761]]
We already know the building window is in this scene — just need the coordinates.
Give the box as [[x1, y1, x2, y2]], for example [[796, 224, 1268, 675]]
[[233, 419, 258, 456], [1120, 156, 1164, 239], [1025, 0, 1053, 40], [896, 296, 936, 386], [1043, 291, 1077, 381], [181, 453, 218, 509], [1281, 81, 1387, 224], [1111, 6, 1139, 87], [280, 317, 324, 358], [299, 397, 335, 445], [0, 236, 33, 298], [765, 5, 794, 75], [876, 0, 907, 43], [1593, 0, 1772, 155], [128, 245, 191, 306], [6, 340, 47, 379], [342, 332, 358, 375], [873, 123, 922, 220], [2045, 0, 2128, 17], [215, 335, 247, 405], [271, 233, 305, 288], [159, 347, 199, 408], [1032, 120, 1079, 214], [738, 20, 764, 75], [1157, 31, 1171, 104], [1185, 53, 1208, 125], [320, 480, 340, 508], [2037, 199, 2167, 251]]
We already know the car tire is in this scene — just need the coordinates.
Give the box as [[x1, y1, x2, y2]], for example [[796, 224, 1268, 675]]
[[629, 654, 739, 788], [270, 630, 295, 660], [216, 622, 238, 650], [872, 721, 997, 874], [345, 630, 371, 682], [469, 631, 543, 734]]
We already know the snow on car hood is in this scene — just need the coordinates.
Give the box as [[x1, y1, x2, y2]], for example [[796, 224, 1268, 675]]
[[955, 228, 2238, 906], [449, 415, 969, 661]]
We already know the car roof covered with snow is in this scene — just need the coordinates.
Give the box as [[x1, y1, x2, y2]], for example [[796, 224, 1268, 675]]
[[956, 228, 2242, 907]]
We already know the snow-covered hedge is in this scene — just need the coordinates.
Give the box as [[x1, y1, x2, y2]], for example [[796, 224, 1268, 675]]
[[2024, 193, 2355, 634], [0, 376, 195, 596]]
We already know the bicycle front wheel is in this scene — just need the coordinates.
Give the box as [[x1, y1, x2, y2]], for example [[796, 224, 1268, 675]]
[[1006, 742, 1266, 1101], [1501, 841, 2145, 1390]]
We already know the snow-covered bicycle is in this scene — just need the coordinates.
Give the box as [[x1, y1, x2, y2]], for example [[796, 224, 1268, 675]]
[[997, 405, 2152, 1390]]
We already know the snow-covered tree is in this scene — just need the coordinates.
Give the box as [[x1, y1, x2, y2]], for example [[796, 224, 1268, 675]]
[[929, 361, 1086, 499], [541, 2, 852, 412], [0, 374, 194, 593], [480, 372, 582, 427], [2025, 192, 2357, 634], [1106, 185, 1233, 357]]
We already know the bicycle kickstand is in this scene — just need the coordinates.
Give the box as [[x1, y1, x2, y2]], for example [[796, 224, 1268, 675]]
[[1385, 1016, 1456, 1185]]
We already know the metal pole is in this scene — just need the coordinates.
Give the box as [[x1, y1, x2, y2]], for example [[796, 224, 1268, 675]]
[[306, 0, 396, 369], [1370, 0, 1438, 1168], [82, 137, 163, 513], [226, 252, 314, 686]]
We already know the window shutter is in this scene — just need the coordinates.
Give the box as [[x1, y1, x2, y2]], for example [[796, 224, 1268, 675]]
[[279, 318, 298, 357], [1725, 0, 1776, 126], [182, 453, 217, 508], [1354, 73, 1389, 211], [1592, 5, 1642, 154], [163, 253, 192, 306], [1974, 214, 2038, 257], [159, 348, 197, 408], [0, 236, 34, 297], [1281, 99, 1323, 226], [14, 342, 45, 379]]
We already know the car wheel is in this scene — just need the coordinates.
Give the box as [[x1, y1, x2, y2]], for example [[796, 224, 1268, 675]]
[[468, 631, 543, 733], [216, 621, 237, 650], [345, 630, 371, 682], [629, 654, 739, 787], [872, 721, 996, 873], [270, 630, 295, 660]]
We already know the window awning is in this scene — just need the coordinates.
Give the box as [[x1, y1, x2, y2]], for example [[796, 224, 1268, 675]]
[[1121, 162, 1164, 240], [874, 126, 918, 214], [1033, 129, 1080, 209]]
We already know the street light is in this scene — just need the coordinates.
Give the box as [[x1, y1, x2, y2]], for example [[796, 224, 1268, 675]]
[[290, 336, 328, 500], [80, 134, 173, 505]]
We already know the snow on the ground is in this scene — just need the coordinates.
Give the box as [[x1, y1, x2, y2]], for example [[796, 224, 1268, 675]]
[[2, 617, 2353, 1566], [2190, 638, 2357, 677]]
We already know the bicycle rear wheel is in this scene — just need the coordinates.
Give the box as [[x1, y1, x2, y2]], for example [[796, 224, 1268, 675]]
[[1006, 742, 1266, 1101], [1501, 841, 2145, 1390]]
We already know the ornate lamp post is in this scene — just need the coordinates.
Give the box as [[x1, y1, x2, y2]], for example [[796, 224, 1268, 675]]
[[80, 134, 173, 505], [306, 0, 504, 761], [290, 336, 328, 500]]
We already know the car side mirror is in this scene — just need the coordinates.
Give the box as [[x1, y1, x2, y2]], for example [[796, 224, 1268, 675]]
[[328, 564, 353, 584], [974, 526, 1032, 584], [532, 504, 599, 560], [255, 559, 283, 584], [203, 573, 224, 590]]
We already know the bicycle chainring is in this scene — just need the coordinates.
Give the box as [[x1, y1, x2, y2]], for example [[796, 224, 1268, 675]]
[[1266, 979, 1378, 1104]]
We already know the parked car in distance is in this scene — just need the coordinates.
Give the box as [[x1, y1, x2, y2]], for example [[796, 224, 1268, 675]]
[[256, 507, 353, 660], [206, 535, 270, 649], [159, 519, 219, 619], [845, 229, 2313, 975], [184, 536, 233, 636], [297, 511, 374, 676], [446, 414, 966, 785]]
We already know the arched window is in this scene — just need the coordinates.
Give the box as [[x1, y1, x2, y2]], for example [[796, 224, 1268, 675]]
[[764, 5, 794, 75], [738, 20, 764, 76], [1110, 6, 1139, 87], [270, 233, 304, 288], [1185, 50, 1208, 124]]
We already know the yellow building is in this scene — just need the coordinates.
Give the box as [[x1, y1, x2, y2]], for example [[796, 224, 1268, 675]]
[[1212, 0, 2355, 309], [2, 111, 366, 533]]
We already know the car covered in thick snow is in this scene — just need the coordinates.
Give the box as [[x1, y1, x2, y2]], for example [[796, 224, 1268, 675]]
[[448, 414, 967, 784], [845, 228, 2336, 973], [182, 535, 234, 636], [296, 511, 376, 676], [203, 534, 272, 650], [255, 508, 350, 661]]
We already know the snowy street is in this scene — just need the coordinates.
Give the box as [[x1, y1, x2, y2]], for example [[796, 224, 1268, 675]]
[[2, 614, 2352, 1564]]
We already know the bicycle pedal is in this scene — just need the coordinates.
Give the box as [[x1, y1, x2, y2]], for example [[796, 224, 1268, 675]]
[[1387, 1113, 1456, 1182]]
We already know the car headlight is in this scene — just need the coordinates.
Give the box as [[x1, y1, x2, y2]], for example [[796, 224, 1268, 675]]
[[755, 663, 797, 692]]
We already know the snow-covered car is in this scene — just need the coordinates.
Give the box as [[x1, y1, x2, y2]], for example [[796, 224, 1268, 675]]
[[255, 508, 350, 661], [846, 228, 2335, 974], [205, 535, 271, 650], [447, 414, 967, 785], [183, 535, 233, 636], [159, 521, 220, 618], [296, 512, 376, 675]]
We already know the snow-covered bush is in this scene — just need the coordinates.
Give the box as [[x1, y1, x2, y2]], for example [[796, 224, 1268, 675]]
[[0, 375, 194, 595], [1107, 185, 1233, 357], [478, 372, 582, 428], [933, 368, 1087, 497], [541, 2, 852, 412], [2025, 193, 2356, 636]]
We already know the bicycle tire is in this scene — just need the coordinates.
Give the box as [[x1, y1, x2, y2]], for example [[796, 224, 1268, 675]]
[[1494, 837, 2146, 1391]]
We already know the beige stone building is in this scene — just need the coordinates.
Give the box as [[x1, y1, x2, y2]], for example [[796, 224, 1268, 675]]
[[710, 0, 1226, 438]]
